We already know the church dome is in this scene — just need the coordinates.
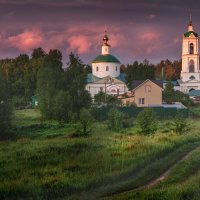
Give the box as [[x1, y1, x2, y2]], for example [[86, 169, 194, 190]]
[[92, 54, 120, 63]]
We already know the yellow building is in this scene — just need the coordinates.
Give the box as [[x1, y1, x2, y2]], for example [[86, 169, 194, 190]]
[[118, 79, 163, 107], [132, 79, 163, 107]]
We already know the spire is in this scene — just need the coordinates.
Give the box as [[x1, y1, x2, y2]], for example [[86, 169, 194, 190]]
[[189, 9, 192, 26], [188, 9, 194, 31]]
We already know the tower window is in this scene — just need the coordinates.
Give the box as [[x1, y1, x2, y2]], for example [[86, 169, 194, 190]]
[[96, 66, 99, 71], [106, 66, 109, 71], [189, 43, 194, 54], [189, 60, 195, 73], [116, 66, 117, 71], [189, 75, 195, 80]]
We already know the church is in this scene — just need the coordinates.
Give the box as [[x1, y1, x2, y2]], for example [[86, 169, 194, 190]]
[[175, 15, 200, 93], [85, 33, 128, 97]]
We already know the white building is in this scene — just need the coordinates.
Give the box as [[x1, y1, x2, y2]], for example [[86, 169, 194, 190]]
[[86, 33, 128, 97], [177, 15, 200, 93]]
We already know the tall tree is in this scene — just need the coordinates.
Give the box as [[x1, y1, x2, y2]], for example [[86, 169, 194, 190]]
[[37, 50, 63, 119], [64, 53, 91, 116]]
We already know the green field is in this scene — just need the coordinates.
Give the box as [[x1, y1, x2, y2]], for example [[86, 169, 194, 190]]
[[1, 109, 200, 200]]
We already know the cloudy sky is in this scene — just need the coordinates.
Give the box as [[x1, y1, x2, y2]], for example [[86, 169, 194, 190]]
[[0, 0, 199, 65]]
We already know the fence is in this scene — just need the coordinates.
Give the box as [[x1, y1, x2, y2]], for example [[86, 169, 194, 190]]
[[91, 106, 189, 121]]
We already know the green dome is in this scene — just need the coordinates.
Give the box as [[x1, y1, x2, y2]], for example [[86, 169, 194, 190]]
[[92, 54, 120, 63], [184, 31, 198, 37]]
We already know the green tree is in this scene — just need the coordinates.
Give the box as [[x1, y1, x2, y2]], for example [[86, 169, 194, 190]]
[[94, 91, 121, 106], [163, 82, 175, 104], [0, 70, 12, 135], [170, 112, 189, 134], [136, 108, 157, 134], [53, 91, 72, 123], [64, 53, 91, 116], [125, 60, 155, 89], [108, 108, 123, 131], [37, 51, 63, 119], [78, 108, 93, 136]]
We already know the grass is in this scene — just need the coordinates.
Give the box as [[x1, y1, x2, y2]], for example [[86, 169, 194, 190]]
[[1, 109, 200, 199]]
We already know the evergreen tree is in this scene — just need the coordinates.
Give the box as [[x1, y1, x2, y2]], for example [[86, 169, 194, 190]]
[[37, 51, 63, 119], [64, 53, 91, 116]]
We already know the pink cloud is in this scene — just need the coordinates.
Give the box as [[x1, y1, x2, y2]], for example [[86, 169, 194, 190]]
[[8, 30, 43, 51], [67, 35, 92, 54], [139, 31, 159, 41]]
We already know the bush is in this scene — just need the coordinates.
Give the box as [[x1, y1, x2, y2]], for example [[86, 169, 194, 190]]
[[122, 113, 133, 128], [108, 108, 123, 131], [170, 112, 189, 134], [136, 108, 157, 134], [77, 108, 93, 136]]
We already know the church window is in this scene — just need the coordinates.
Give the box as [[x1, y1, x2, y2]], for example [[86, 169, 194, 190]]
[[189, 43, 194, 54], [189, 75, 195, 80], [189, 60, 195, 73], [116, 66, 118, 71], [106, 66, 109, 71], [96, 66, 99, 71]]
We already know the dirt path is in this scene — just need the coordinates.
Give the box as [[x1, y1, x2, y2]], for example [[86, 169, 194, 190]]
[[103, 146, 198, 199]]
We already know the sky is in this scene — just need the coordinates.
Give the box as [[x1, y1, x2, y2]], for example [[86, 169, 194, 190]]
[[0, 0, 200, 66]]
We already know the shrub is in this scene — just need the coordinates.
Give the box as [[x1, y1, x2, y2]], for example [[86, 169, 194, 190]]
[[136, 108, 157, 134], [108, 108, 123, 131], [78, 108, 93, 136], [170, 112, 189, 134]]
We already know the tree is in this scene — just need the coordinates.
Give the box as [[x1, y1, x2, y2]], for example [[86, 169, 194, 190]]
[[64, 53, 91, 116], [170, 112, 189, 134], [78, 108, 93, 136], [108, 108, 123, 131], [163, 82, 175, 104], [94, 91, 120, 106], [0, 70, 12, 135], [37, 52, 63, 119], [125, 60, 155, 89], [53, 91, 72, 123], [136, 108, 157, 134]]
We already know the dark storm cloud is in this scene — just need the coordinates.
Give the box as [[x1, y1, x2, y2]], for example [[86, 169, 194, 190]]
[[0, 0, 200, 65]]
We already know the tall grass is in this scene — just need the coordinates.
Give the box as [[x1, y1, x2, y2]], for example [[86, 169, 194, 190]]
[[1, 109, 200, 199]]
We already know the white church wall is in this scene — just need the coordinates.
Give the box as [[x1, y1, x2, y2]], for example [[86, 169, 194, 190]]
[[92, 62, 120, 78], [86, 83, 128, 98]]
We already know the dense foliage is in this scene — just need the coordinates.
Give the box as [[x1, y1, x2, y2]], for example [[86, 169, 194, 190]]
[[163, 82, 194, 106], [136, 108, 157, 134], [0, 69, 12, 135], [125, 60, 155, 89]]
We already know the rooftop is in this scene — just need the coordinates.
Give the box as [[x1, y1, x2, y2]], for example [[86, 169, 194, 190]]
[[92, 54, 120, 63]]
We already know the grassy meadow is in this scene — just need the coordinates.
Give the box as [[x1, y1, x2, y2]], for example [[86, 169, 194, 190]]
[[1, 109, 200, 199]]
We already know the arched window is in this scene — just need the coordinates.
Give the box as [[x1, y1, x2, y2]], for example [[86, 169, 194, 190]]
[[189, 75, 195, 80], [189, 43, 194, 54], [96, 66, 99, 71], [106, 66, 109, 71], [189, 60, 195, 73], [116, 66, 118, 71]]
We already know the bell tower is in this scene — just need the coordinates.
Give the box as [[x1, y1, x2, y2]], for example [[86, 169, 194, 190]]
[[181, 12, 200, 82]]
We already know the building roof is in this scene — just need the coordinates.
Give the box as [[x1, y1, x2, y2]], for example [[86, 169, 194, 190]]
[[92, 54, 120, 63], [132, 79, 163, 90], [184, 31, 198, 37], [87, 73, 126, 83], [163, 80, 180, 87], [188, 90, 200, 96]]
